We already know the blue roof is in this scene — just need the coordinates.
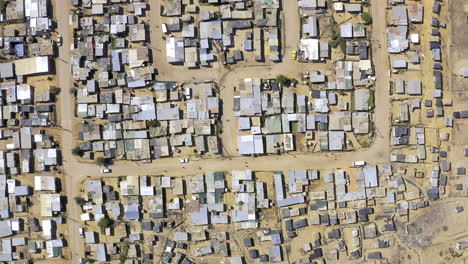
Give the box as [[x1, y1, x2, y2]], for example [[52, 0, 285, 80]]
[[15, 44, 25, 57], [111, 50, 121, 72], [125, 203, 140, 220], [244, 40, 253, 51]]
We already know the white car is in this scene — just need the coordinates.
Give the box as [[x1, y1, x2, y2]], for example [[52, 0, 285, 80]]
[[179, 158, 189, 163], [184, 87, 192, 99], [100, 168, 112, 173], [57, 35, 63, 46], [353, 161, 366, 167]]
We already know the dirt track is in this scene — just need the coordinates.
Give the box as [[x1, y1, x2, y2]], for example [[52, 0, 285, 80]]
[[52, 1, 391, 262]]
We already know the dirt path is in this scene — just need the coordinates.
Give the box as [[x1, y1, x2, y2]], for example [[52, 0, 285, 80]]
[[51, 2, 392, 261], [52, 0, 82, 262]]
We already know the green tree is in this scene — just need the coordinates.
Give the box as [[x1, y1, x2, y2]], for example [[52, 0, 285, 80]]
[[329, 37, 345, 49], [74, 196, 86, 206], [97, 217, 114, 229], [119, 242, 130, 263], [360, 141, 369, 148], [49, 86, 61, 96], [329, 16, 340, 40], [338, 37, 347, 54], [72, 147, 84, 156], [276, 75, 291, 86], [70, 87, 78, 95], [367, 90, 375, 109], [95, 157, 108, 166], [361, 12, 373, 25], [146, 120, 159, 128]]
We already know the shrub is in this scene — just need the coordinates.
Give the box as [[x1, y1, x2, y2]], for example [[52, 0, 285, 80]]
[[97, 217, 114, 229], [119, 242, 130, 263], [338, 37, 347, 53], [49, 86, 61, 96], [360, 141, 369, 148], [329, 16, 340, 40], [74, 196, 86, 206], [367, 90, 375, 109], [70, 87, 78, 95], [146, 120, 159, 128], [95, 157, 109, 166], [362, 12, 373, 25], [276, 75, 296, 86], [329, 37, 346, 51], [329, 39, 339, 48], [72, 147, 84, 156], [276, 75, 289, 86]]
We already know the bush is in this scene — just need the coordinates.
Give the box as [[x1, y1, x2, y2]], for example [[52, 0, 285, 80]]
[[329, 39, 340, 48], [49, 86, 61, 96], [72, 147, 84, 156], [360, 141, 369, 148], [215, 121, 223, 135], [276, 75, 289, 86], [362, 12, 373, 25], [70, 87, 78, 95], [367, 90, 375, 109], [0, 0, 5, 11], [276, 75, 295, 87], [119, 242, 130, 263], [95, 157, 109, 166], [329, 16, 340, 40], [338, 38, 347, 53], [97, 217, 114, 229], [146, 120, 159, 128], [74, 196, 86, 206], [329, 37, 346, 51]]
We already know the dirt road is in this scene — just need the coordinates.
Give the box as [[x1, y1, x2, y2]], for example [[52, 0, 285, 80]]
[[51, 2, 392, 262], [52, 0, 83, 263]]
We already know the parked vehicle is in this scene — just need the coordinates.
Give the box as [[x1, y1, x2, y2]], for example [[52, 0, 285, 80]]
[[291, 50, 297, 60], [353, 161, 366, 167], [179, 158, 189, 163], [57, 35, 63, 46], [184, 87, 192, 99], [100, 168, 112, 173]]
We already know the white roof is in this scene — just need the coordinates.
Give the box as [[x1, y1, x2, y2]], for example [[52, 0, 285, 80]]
[[16, 85, 31, 100], [14, 57, 49, 76], [42, 219, 53, 239], [299, 39, 319, 61], [34, 176, 56, 191]]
